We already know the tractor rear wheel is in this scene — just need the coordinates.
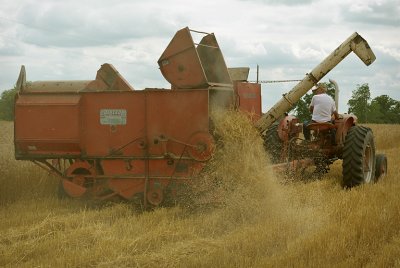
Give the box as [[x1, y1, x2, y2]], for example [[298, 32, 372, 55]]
[[375, 154, 387, 181], [342, 126, 376, 187]]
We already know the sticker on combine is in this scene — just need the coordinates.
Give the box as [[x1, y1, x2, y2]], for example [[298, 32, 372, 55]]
[[100, 109, 127, 125]]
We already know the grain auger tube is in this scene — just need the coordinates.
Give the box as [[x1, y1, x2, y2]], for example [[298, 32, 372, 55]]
[[256, 32, 376, 135]]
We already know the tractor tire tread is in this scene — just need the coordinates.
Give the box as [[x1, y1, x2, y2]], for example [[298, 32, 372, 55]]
[[342, 126, 376, 188]]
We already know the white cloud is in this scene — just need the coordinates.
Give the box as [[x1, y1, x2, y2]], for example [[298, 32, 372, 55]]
[[0, 0, 398, 112], [375, 46, 400, 61], [291, 44, 325, 61]]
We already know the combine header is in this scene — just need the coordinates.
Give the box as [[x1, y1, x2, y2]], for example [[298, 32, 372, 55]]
[[14, 27, 386, 207]]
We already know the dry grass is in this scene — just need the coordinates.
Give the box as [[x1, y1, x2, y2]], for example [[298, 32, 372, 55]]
[[0, 117, 399, 267]]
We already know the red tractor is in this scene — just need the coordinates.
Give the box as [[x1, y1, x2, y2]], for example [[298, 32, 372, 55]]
[[14, 27, 387, 207], [264, 113, 387, 187]]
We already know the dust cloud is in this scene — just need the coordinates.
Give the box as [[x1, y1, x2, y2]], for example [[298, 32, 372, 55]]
[[185, 109, 328, 253]]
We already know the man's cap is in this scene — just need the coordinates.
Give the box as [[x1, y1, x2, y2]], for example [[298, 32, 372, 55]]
[[312, 83, 327, 92]]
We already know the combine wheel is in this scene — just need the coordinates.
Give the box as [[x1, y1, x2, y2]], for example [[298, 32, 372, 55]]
[[375, 154, 387, 181], [146, 187, 164, 206], [58, 180, 69, 199], [342, 126, 376, 187], [59, 161, 95, 198], [264, 123, 283, 163]]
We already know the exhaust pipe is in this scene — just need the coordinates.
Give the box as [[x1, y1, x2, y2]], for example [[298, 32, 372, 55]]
[[329, 78, 339, 112]]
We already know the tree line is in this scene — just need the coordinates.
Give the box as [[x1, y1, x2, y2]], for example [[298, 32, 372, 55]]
[[0, 83, 399, 124]]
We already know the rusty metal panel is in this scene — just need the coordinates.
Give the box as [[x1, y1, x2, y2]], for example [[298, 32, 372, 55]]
[[14, 94, 81, 157], [108, 179, 145, 200], [158, 27, 207, 89], [145, 89, 209, 156], [80, 89, 209, 158], [20, 64, 134, 93], [80, 91, 146, 157], [23, 81, 92, 93], [235, 82, 262, 122], [158, 27, 232, 89], [92, 63, 135, 91], [228, 68, 250, 81], [197, 33, 232, 86], [101, 159, 146, 176]]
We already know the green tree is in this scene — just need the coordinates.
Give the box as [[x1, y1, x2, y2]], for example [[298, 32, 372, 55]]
[[393, 103, 400, 124], [347, 84, 371, 123], [347, 84, 400, 124], [367, 101, 384, 123], [0, 87, 17, 121], [369, 95, 400, 124]]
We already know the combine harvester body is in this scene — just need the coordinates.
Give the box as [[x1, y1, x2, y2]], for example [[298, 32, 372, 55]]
[[14, 27, 385, 206]]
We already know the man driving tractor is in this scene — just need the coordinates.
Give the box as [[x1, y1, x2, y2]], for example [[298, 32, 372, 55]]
[[303, 83, 339, 141]]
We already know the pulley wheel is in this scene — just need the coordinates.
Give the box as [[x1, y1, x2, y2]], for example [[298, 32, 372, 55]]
[[187, 132, 215, 161]]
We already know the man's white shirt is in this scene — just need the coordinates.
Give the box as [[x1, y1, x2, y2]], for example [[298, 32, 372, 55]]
[[310, 93, 336, 122]]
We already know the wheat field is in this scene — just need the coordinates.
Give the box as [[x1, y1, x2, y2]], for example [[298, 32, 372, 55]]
[[0, 114, 399, 267]]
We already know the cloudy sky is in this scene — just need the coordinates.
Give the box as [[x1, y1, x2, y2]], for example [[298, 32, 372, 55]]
[[0, 0, 399, 111]]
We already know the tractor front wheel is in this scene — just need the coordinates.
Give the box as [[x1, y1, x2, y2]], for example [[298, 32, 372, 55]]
[[342, 126, 376, 187]]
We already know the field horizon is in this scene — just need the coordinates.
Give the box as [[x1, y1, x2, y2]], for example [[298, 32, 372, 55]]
[[1, 118, 399, 267]]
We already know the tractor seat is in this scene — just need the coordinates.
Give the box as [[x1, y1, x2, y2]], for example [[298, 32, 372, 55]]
[[307, 122, 337, 131]]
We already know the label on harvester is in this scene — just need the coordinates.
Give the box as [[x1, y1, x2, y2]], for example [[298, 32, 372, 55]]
[[100, 109, 127, 125]]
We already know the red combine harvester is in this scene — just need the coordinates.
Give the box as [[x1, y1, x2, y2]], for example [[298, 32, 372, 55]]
[[14, 27, 386, 207]]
